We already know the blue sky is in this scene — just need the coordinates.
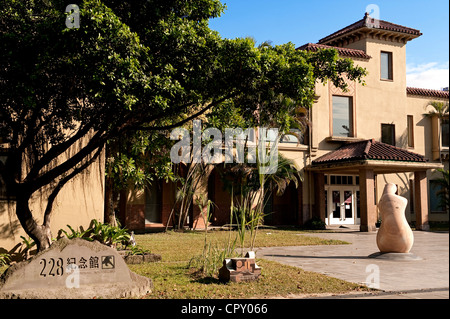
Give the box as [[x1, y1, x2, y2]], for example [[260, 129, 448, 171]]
[[209, 0, 449, 90]]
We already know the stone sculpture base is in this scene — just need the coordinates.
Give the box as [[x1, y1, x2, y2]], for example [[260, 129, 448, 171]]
[[368, 252, 422, 261], [219, 251, 261, 283], [0, 238, 153, 299]]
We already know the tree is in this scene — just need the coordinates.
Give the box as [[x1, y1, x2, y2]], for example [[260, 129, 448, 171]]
[[0, 0, 366, 252], [433, 169, 449, 213], [426, 101, 449, 163], [104, 129, 177, 226]]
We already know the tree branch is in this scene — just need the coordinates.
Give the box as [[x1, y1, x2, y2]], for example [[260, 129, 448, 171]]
[[42, 145, 104, 227], [25, 115, 106, 183], [129, 94, 235, 131], [27, 128, 109, 194]]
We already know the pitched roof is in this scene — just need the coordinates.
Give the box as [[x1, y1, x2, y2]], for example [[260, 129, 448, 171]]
[[297, 43, 371, 60], [313, 139, 428, 165], [318, 13, 422, 45], [407, 87, 449, 99]]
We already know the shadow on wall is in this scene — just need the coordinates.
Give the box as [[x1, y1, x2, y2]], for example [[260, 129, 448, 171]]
[[380, 172, 414, 219], [0, 201, 34, 262], [0, 201, 21, 241]]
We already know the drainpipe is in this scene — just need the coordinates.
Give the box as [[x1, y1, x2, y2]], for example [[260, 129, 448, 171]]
[[308, 106, 313, 223]]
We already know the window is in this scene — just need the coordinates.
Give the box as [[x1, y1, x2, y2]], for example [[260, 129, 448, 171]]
[[381, 51, 393, 80], [407, 115, 414, 148], [325, 175, 357, 185], [381, 124, 395, 146], [280, 129, 305, 144], [441, 118, 449, 148], [332, 96, 353, 137], [430, 180, 446, 213]]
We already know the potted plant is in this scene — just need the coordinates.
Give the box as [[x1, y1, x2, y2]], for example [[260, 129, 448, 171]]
[[376, 218, 382, 228]]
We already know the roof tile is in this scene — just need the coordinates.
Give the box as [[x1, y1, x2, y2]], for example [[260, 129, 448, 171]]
[[407, 87, 449, 99], [318, 13, 422, 45], [313, 139, 427, 165], [297, 43, 371, 60]]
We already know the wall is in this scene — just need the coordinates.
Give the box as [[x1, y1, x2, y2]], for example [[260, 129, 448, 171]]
[[0, 150, 105, 253]]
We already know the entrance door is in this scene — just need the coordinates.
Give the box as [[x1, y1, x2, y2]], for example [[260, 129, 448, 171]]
[[145, 182, 162, 223], [326, 187, 357, 225]]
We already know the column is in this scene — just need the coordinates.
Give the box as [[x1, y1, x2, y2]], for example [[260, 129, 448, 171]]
[[313, 173, 326, 221], [359, 168, 377, 232], [414, 170, 430, 231]]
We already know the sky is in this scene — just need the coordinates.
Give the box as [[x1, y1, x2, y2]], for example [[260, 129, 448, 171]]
[[208, 0, 449, 90]]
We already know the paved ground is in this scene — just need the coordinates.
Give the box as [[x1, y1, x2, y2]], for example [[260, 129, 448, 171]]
[[256, 227, 449, 299]]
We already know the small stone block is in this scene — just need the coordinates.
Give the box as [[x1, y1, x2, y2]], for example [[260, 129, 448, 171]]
[[218, 252, 261, 283]]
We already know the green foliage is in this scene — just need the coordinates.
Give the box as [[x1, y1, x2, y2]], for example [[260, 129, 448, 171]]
[[20, 236, 36, 250], [18, 236, 38, 260], [303, 217, 327, 230], [189, 240, 238, 278], [126, 245, 151, 256], [433, 169, 449, 212], [0, 0, 367, 251], [0, 253, 11, 267], [58, 219, 131, 247], [427, 101, 449, 117], [89, 219, 131, 247], [106, 130, 179, 193], [59, 225, 93, 241]]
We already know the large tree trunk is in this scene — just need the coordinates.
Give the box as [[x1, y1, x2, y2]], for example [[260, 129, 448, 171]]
[[15, 195, 52, 253], [104, 176, 117, 226], [118, 188, 128, 228]]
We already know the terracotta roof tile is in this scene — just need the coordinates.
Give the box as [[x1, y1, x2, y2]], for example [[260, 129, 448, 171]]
[[313, 139, 427, 165], [297, 43, 371, 60], [318, 13, 422, 45], [407, 87, 449, 99]]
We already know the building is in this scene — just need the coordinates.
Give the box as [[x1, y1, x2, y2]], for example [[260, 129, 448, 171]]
[[0, 141, 105, 252], [124, 13, 449, 232]]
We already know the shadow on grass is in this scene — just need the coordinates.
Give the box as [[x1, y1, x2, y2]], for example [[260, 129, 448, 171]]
[[188, 268, 227, 285]]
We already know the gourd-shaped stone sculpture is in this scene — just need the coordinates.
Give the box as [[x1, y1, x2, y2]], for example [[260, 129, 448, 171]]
[[376, 183, 414, 253]]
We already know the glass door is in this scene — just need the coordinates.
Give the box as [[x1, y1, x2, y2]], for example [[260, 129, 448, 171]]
[[326, 187, 356, 225]]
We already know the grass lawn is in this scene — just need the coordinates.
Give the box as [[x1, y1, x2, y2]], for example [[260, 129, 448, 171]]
[[128, 229, 370, 299]]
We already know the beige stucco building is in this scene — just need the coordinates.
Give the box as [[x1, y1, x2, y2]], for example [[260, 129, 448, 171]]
[[297, 13, 449, 232], [124, 13, 448, 233], [2, 12, 447, 259], [0, 144, 105, 253]]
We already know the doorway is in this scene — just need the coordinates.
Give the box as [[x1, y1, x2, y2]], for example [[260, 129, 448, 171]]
[[145, 182, 162, 224], [325, 175, 360, 226]]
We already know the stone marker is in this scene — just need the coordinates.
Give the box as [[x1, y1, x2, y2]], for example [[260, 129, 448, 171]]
[[219, 251, 261, 283], [0, 238, 153, 299], [376, 183, 414, 254]]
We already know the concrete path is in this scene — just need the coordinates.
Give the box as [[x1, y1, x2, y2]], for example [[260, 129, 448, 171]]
[[255, 228, 449, 299]]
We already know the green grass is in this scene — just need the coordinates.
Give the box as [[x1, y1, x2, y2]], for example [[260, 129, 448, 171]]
[[0, 229, 369, 299], [127, 229, 368, 299], [132, 229, 348, 262]]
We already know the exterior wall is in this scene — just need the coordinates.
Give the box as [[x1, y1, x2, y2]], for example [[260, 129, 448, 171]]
[[278, 146, 309, 224], [126, 188, 146, 232], [124, 20, 449, 229], [305, 35, 449, 225], [0, 151, 105, 252], [124, 179, 178, 232]]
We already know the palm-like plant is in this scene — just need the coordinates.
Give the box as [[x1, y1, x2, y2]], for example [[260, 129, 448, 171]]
[[220, 152, 301, 251], [426, 101, 449, 163], [433, 169, 449, 213]]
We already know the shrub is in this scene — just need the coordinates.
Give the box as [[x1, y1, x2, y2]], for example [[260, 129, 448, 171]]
[[303, 217, 326, 230], [0, 253, 11, 267], [58, 219, 131, 248]]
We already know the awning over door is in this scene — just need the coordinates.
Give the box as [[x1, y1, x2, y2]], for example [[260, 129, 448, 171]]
[[307, 139, 443, 231]]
